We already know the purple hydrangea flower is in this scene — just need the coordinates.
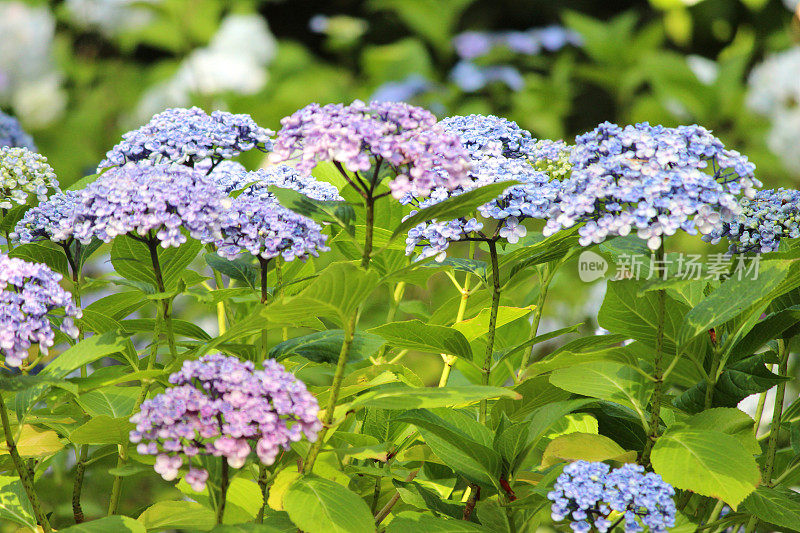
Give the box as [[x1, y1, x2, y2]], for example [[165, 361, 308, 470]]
[[216, 194, 330, 261], [547, 461, 675, 533], [705, 188, 800, 253], [0, 147, 59, 210], [12, 190, 81, 244], [452, 25, 581, 60], [403, 115, 567, 261], [58, 163, 231, 248], [371, 75, 432, 103], [211, 163, 343, 202], [0, 255, 81, 368], [99, 107, 274, 170], [129, 353, 321, 489], [268, 100, 472, 199], [450, 62, 525, 93], [544, 122, 761, 250], [0, 111, 35, 151]]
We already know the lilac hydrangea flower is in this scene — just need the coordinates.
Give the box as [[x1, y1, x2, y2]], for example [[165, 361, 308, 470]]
[[129, 353, 321, 489], [11, 190, 81, 244], [211, 163, 343, 202], [371, 75, 432, 103], [547, 461, 676, 533], [0, 147, 59, 210], [215, 194, 330, 262], [0, 255, 81, 368], [0, 111, 35, 151], [543, 122, 761, 250], [99, 107, 274, 170], [453, 26, 581, 60], [705, 188, 800, 253], [268, 100, 472, 199], [57, 163, 230, 248], [403, 115, 567, 261]]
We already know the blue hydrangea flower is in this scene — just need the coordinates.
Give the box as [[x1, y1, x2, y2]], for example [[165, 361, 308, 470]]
[[59, 163, 231, 247], [130, 353, 321, 489], [403, 115, 567, 261], [0, 111, 35, 151], [371, 75, 432, 103], [547, 461, 676, 533], [99, 107, 274, 170], [0, 147, 59, 210], [215, 194, 329, 262], [211, 163, 343, 202], [12, 190, 81, 244], [0, 255, 82, 368], [705, 188, 800, 253], [543, 122, 761, 250]]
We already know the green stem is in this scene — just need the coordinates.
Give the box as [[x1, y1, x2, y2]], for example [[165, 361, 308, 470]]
[[147, 238, 178, 361], [752, 377, 770, 437], [641, 243, 666, 466], [763, 339, 791, 485], [517, 265, 556, 380], [259, 257, 271, 364], [705, 336, 723, 409], [256, 465, 281, 523], [216, 457, 229, 524], [479, 240, 502, 424], [377, 282, 407, 361], [0, 393, 51, 532], [275, 259, 289, 342], [362, 195, 375, 269], [439, 242, 475, 387]]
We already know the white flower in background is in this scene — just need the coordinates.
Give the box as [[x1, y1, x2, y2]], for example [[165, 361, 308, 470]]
[[747, 47, 800, 173], [64, 0, 160, 37], [686, 55, 718, 85], [0, 1, 64, 126], [784, 0, 799, 11], [134, 13, 276, 122]]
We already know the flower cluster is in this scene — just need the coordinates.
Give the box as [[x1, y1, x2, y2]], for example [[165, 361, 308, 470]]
[[747, 46, 800, 172], [705, 188, 800, 253], [99, 107, 273, 170], [453, 26, 582, 60], [215, 194, 329, 262], [59, 163, 230, 247], [0, 147, 59, 210], [130, 353, 321, 490], [547, 461, 676, 533], [12, 190, 81, 244], [0, 255, 81, 368], [212, 163, 343, 202], [0, 111, 35, 150], [403, 115, 566, 261], [543, 122, 761, 250], [269, 100, 472, 199]]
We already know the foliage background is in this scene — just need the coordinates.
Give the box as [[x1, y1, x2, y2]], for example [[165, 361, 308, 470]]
[[2, 0, 800, 528]]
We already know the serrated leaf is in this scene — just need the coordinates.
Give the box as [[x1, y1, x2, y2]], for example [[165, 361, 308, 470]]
[[69, 415, 134, 445], [59, 516, 146, 533], [453, 305, 534, 342], [1, 425, 63, 457], [40, 331, 129, 379], [284, 475, 374, 533], [9, 243, 69, 277], [269, 186, 355, 230], [369, 320, 472, 359], [77, 386, 139, 418], [386, 512, 488, 532], [269, 330, 384, 363], [351, 385, 519, 410], [138, 500, 215, 531], [742, 486, 800, 531], [205, 253, 260, 289], [0, 476, 36, 529], [541, 432, 636, 467]]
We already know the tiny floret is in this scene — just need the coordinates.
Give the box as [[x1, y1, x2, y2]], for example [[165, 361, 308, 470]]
[[12, 190, 82, 244], [0, 147, 59, 210]]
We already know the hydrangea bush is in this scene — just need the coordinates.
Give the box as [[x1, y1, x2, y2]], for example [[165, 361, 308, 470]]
[[0, 103, 798, 533]]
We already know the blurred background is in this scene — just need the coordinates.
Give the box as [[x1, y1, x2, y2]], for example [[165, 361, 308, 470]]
[[2, 0, 800, 525], [2, 0, 800, 188]]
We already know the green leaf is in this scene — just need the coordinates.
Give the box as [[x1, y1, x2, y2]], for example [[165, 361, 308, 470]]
[[283, 475, 374, 533], [453, 306, 534, 342], [386, 512, 488, 532], [491, 376, 571, 423], [84, 291, 147, 321], [391, 181, 520, 241], [269, 330, 384, 363], [369, 320, 472, 359], [743, 486, 800, 531], [541, 432, 636, 467], [730, 305, 800, 359], [123, 318, 211, 340], [397, 409, 501, 487], [59, 516, 146, 533], [40, 331, 129, 379], [69, 415, 134, 445], [0, 476, 36, 529], [9, 243, 69, 277], [549, 362, 650, 424], [351, 385, 520, 410], [205, 252, 260, 289], [263, 262, 380, 326], [138, 500, 215, 531], [77, 386, 139, 418], [369, 0, 474, 49], [651, 427, 759, 509], [675, 408, 760, 454], [112, 237, 201, 290], [269, 185, 355, 230], [393, 480, 463, 518]]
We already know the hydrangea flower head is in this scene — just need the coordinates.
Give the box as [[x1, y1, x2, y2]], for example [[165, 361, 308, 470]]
[[216, 194, 329, 262], [212, 163, 343, 202], [268, 100, 472, 199], [0, 111, 36, 150], [0, 147, 59, 209], [705, 188, 800, 253], [544, 122, 761, 250], [12, 190, 81, 244], [547, 461, 675, 533], [0, 255, 81, 367], [403, 115, 566, 261], [130, 353, 321, 489], [99, 107, 273, 170], [61, 163, 230, 247]]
